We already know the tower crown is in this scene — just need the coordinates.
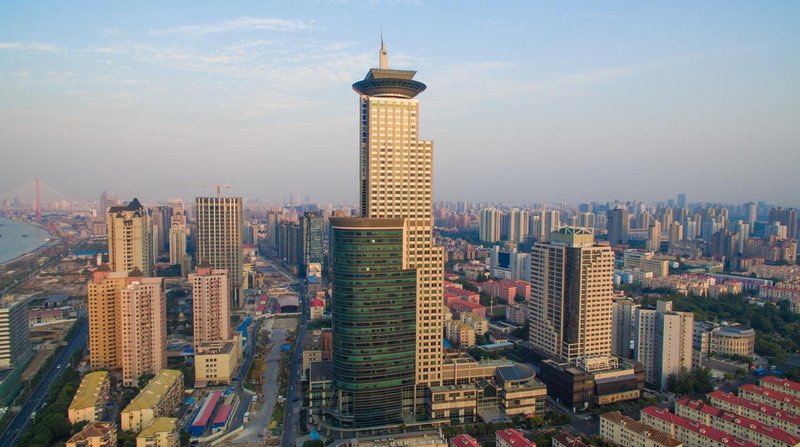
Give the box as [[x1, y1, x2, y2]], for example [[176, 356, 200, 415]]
[[353, 39, 426, 98]]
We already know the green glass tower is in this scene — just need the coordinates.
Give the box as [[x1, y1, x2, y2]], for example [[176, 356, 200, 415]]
[[329, 217, 417, 427]]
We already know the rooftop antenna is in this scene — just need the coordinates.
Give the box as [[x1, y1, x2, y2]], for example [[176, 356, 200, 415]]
[[379, 30, 389, 69]]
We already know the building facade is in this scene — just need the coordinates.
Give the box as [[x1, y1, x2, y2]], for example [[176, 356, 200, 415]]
[[0, 297, 31, 370], [190, 266, 230, 345], [634, 301, 694, 390], [528, 227, 616, 372], [107, 198, 154, 275], [329, 218, 418, 427], [119, 276, 167, 387], [195, 196, 243, 308]]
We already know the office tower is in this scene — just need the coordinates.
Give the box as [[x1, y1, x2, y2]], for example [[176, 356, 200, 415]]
[[168, 223, 186, 268], [329, 217, 417, 426], [606, 207, 629, 247], [196, 197, 243, 308], [120, 275, 166, 387], [190, 265, 230, 345], [328, 40, 444, 426], [646, 221, 662, 252], [107, 198, 154, 275], [528, 227, 615, 371], [0, 297, 31, 369], [677, 193, 686, 208], [611, 297, 638, 359], [150, 207, 167, 254], [266, 211, 279, 255], [88, 268, 127, 369], [634, 301, 693, 390], [300, 211, 325, 277], [480, 208, 502, 242]]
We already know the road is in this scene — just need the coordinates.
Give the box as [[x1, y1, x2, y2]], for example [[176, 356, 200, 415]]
[[227, 317, 262, 431], [280, 282, 307, 447], [0, 318, 88, 447]]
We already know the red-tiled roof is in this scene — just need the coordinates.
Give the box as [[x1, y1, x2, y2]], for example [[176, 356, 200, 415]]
[[762, 376, 800, 395], [450, 434, 481, 447], [677, 398, 800, 445], [641, 406, 757, 447], [708, 390, 800, 427], [496, 429, 535, 447], [740, 384, 800, 410]]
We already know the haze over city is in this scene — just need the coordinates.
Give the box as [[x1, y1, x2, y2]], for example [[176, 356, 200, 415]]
[[2, 1, 799, 205]]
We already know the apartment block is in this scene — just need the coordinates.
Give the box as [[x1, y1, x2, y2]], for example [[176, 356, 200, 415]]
[[65, 422, 117, 447], [761, 376, 800, 400], [640, 406, 757, 447], [496, 429, 534, 447], [194, 339, 242, 386], [68, 370, 111, 424], [599, 411, 682, 447], [634, 301, 693, 390], [121, 369, 184, 432], [107, 198, 154, 275], [675, 398, 800, 447], [190, 265, 230, 345], [709, 390, 800, 438], [739, 384, 800, 414], [135, 417, 179, 447], [120, 277, 167, 387]]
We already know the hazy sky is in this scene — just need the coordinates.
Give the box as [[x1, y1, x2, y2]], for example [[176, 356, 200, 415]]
[[1, 1, 798, 206]]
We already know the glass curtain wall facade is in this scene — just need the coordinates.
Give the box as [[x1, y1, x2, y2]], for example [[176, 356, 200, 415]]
[[329, 217, 417, 427]]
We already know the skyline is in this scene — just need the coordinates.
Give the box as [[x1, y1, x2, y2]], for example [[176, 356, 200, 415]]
[[1, 1, 799, 205]]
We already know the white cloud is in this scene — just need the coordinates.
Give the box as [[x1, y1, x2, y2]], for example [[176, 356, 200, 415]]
[[0, 41, 59, 51], [151, 17, 315, 36]]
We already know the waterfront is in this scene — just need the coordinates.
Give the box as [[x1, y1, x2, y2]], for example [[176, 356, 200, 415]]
[[0, 217, 51, 264]]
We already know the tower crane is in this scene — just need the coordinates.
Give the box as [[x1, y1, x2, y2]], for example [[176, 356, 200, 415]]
[[162, 182, 231, 198]]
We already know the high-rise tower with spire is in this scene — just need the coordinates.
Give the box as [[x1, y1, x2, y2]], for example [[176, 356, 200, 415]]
[[329, 38, 444, 427]]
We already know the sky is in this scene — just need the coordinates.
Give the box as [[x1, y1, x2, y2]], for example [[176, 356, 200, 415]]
[[1, 1, 799, 206]]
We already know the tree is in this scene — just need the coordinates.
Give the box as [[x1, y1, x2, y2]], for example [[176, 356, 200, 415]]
[[138, 373, 155, 390], [180, 429, 191, 446]]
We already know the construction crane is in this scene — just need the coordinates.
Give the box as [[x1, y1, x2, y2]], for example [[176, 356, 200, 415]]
[[162, 182, 231, 197]]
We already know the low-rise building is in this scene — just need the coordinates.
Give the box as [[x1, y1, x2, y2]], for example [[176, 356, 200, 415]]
[[708, 390, 800, 439], [68, 370, 110, 424], [65, 422, 117, 447], [506, 302, 527, 325], [710, 324, 755, 358], [121, 369, 184, 432], [446, 320, 476, 348], [675, 398, 800, 447], [599, 411, 682, 447], [552, 432, 590, 447], [760, 376, 800, 400], [640, 406, 757, 447], [194, 339, 242, 386], [496, 428, 535, 447], [136, 417, 179, 447], [449, 434, 480, 447], [739, 384, 800, 414]]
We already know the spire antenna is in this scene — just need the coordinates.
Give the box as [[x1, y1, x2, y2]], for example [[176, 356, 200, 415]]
[[379, 31, 389, 69]]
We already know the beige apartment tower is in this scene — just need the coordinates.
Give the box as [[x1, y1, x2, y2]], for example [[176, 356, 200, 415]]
[[107, 198, 154, 275], [119, 276, 167, 387], [88, 268, 128, 369], [189, 265, 230, 345], [352, 41, 444, 389], [528, 227, 616, 371], [195, 196, 243, 308]]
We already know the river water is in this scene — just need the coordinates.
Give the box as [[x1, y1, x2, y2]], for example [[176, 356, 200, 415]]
[[0, 217, 51, 264]]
